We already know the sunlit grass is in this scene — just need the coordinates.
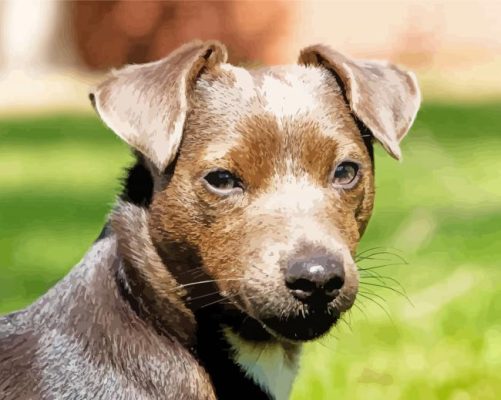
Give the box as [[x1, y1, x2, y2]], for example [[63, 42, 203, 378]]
[[0, 103, 500, 399]]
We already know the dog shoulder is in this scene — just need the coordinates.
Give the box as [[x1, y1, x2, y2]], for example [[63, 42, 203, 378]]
[[0, 234, 216, 400], [0, 310, 40, 398]]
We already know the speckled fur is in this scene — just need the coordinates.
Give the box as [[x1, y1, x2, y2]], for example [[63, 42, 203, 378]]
[[0, 234, 216, 399]]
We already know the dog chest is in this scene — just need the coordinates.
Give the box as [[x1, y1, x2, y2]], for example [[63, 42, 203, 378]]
[[224, 328, 300, 400]]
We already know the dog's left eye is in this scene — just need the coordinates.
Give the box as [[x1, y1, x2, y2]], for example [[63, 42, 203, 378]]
[[203, 169, 243, 195], [332, 161, 360, 188]]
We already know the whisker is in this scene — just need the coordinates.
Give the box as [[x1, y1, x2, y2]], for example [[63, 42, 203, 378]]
[[356, 255, 395, 263], [325, 329, 340, 343], [172, 266, 206, 277], [199, 296, 233, 309], [357, 248, 405, 258], [360, 272, 409, 295], [359, 269, 387, 285], [359, 281, 414, 306], [248, 263, 274, 279], [185, 290, 222, 304], [356, 251, 407, 264], [338, 314, 353, 333], [357, 292, 394, 324], [315, 337, 337, 352], [168, 277, 247, 293], [358, 262, 408, 272], [198, 290, 263, 309], [358, 288, 390, 307], [345, 308, 353, 326], [352, 300, 369, 321], [356, 246, 392, 257]]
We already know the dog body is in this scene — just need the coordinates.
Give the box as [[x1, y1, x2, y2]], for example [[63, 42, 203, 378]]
[[0, 41, 420, 399]]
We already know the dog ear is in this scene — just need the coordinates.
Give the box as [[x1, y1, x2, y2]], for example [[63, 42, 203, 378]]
[[298, 45, 421, 160], [90, 40, 227, 171]]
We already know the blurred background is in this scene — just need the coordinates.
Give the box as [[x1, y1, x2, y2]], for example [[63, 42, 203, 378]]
[[0, 1, 500, 399]]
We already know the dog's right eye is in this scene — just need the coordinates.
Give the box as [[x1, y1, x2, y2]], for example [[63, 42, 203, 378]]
[[203, 169, 244, 195]]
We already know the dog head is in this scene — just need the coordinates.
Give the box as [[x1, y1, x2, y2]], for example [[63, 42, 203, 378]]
[[91, 40, 420, 342]]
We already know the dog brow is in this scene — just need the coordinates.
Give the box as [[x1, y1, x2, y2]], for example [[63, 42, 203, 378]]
[[202, 139, 239, 162]]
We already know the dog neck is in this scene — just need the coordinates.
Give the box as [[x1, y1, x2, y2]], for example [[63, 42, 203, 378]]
[[195, 308, 300, 400], [109, 200, 300, 399], [110, 200, 197, 345]]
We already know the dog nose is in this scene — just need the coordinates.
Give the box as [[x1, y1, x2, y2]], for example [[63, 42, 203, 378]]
[[285, 254, 345, 302]]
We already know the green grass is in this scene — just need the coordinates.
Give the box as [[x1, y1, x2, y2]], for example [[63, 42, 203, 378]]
[[1, 104, 500, 399]]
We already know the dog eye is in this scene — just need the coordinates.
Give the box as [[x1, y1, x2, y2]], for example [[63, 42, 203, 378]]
[[203, 169, 243, 195], [332, 161, 360, 187]]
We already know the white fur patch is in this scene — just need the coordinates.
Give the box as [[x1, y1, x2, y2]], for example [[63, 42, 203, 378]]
[[224, 328, 299, 400], [203, 139, 239, 161], [207, 64, 329, 123], [261, 72, 319, 120], [220, 64, 255, 101], [252, 175, 325, 215]]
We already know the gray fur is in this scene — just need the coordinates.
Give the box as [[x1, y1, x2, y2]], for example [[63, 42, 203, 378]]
[[0, 234, 215, 400]]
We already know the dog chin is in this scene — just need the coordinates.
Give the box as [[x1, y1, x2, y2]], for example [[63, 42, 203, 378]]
[[260, 308, 340, 342]]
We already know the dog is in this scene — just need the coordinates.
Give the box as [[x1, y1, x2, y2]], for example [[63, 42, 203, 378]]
[[0, 40, 420, 400]]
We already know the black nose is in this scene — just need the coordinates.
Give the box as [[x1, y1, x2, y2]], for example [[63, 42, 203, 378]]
[[285, 254, 345, 302]]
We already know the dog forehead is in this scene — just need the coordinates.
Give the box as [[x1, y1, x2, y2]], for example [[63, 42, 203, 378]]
[[190, 63, 356, 163], [196, 64, 335, 121], [222, 64, 327, 114]]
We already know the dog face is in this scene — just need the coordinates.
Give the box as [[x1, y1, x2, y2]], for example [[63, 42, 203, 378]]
[[91, 41, 420, 342], [149, 66, 374, 341]]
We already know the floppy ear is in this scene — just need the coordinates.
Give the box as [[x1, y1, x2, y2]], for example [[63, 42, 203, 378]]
[[90, 40, 227, 171], [299, 45, 421, 160]]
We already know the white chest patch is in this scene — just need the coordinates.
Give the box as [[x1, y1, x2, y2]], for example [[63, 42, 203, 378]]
[[224, 328, 300, 400]]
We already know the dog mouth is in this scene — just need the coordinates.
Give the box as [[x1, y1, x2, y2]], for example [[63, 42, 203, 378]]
[[207, 289, 350, 343], [259, 306, 341, 342], [221, 279, 355, 342]]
